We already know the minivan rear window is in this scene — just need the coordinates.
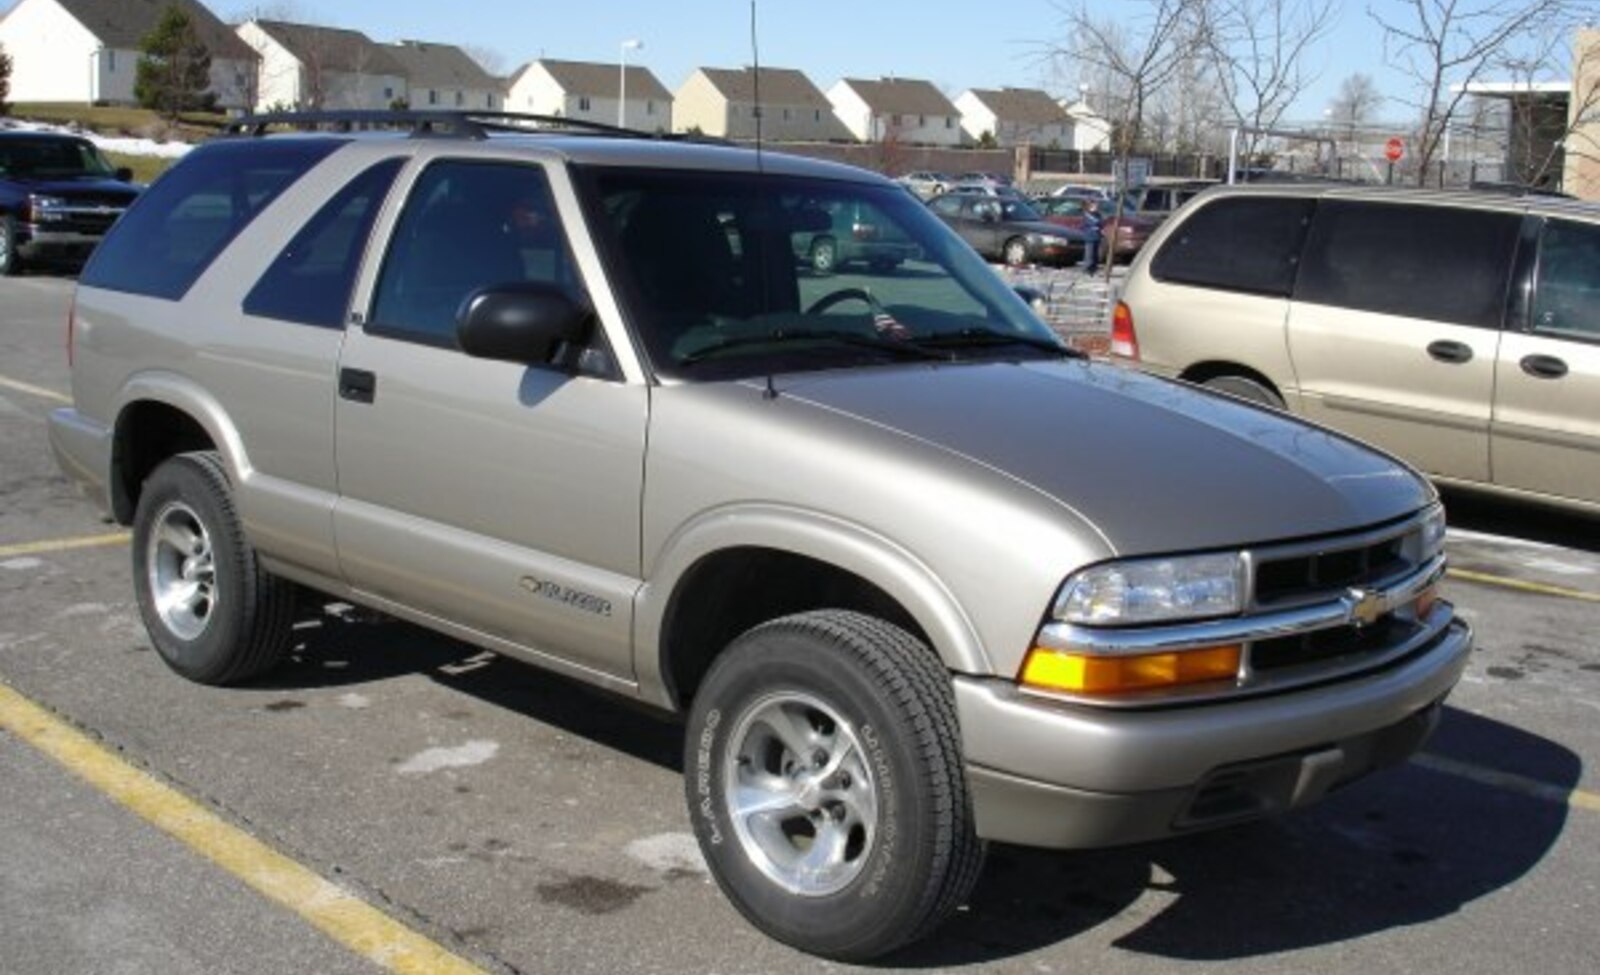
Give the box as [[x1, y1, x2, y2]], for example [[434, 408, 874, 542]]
[[1149, 196, 1314, 296], [81, 139, 344, 301], [1294, 201, 1520, 329]]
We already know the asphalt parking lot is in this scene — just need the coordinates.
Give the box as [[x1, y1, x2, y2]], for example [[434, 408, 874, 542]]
[[2, 272, 1597, 974]]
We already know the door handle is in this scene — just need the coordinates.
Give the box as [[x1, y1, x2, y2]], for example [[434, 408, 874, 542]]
[[339, 368, 376, 404], [1426, 340, 1474, 364], [1520, 354, 1569, 380]]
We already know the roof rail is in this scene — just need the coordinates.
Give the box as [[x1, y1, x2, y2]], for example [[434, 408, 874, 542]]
[[222, 109, 728, 144]]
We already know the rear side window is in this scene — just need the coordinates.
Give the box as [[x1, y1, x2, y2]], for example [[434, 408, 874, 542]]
[[1150, 196, 1314, 296], [1530, 218, 1600, 342], [81, 139, 344, 300], [243, 157, 404, 328], [1295, 201, 1520, 328]]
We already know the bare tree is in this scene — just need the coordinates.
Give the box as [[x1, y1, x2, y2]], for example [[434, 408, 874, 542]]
[[1329, 72, 1385, 140], [462, 44, 507, 79], [1205, 0, 1337, 161], [1371, 0, 1591, 185], [1488, 25, 1600, 188]]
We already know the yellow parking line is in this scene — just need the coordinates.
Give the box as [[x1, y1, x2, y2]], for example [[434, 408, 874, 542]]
[[0, 683, 493, 975], [0, 532, 131, 560], [0, 375, 70, 404], [1412, 752, 1600, 813], [1447, 568, 1600, 604]]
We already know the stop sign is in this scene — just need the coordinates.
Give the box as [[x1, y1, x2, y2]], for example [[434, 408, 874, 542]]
[[1384, 137, 1405, 162]]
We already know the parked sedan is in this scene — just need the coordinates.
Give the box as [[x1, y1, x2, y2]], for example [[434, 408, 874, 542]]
[[894, 170, 952, 199], [927, 192, 1085, 266], [0, 131, 142, 274], [1034, 196, 1157, 261]]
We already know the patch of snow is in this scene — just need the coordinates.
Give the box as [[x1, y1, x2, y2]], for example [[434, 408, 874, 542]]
[[2, 117, 193, 159], [625, 833, 707, 876], [395, 739, 499, 775]]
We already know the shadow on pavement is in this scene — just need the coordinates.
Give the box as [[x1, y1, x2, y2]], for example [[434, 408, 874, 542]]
[[246, 608, 1576, 967], [1441, 486, 1600, 554]]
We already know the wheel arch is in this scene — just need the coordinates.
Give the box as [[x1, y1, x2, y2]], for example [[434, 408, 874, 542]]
[[109, 373, 250, 524], [1179, 360, 1285, 400], [636, 505, 989, 711]]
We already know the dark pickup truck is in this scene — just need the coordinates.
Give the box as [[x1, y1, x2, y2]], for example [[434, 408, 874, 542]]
[[0, 130, 142, 274]]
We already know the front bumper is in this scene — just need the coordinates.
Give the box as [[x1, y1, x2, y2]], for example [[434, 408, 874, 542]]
[[955, 616, 1472, 848], [17, 225, 108, 261]]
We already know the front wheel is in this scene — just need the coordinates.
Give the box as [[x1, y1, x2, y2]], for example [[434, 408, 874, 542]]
[[809, 236, 838, 274], [684, 610, 984, 961], [0, 215, 20, 276], [1002, 236, 1028, 267]]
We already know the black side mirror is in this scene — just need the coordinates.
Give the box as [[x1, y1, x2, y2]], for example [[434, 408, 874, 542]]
[[115, 167, 135, 183], [457, 283, 592, 366]]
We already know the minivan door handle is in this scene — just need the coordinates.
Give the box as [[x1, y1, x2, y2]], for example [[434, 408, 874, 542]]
[[1426, 340, 1474, 364], [1520, 354, 1569, 380], [339, 368, 376, 404]]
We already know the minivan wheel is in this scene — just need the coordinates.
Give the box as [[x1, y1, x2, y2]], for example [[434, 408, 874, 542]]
[[0, 216, 19, 276], [1003, 237, 1028, 267], [131, 451, 294, 685], [1202, 374, 1286, 410], [684, 610, 984, 961], [810, 237, 838, 274]]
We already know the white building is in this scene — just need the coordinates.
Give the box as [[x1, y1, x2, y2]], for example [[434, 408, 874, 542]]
[[1061, 98, 1113, 152], [674, 66, 850, 141], [383, 40, 500, 112], [956, 87, 1073, 147], [236, 20, 405, 112], [508, 58, 673, 131], [0, 0, 256, 109], [827, 77, 962, 146]]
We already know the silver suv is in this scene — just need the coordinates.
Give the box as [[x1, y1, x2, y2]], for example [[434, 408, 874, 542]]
[[48, 112, 1471, 960]]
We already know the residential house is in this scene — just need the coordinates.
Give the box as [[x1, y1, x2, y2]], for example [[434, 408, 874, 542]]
[[383, 39, 500, 111], [0, 0, 257, 109], [507, 58, 673, 130], [674, 66, 850, 141], [236, 20, 405, 112], [956, 87, 1073, 147], [827, 77, 961, 146], [1061, 98, 1113, 152]]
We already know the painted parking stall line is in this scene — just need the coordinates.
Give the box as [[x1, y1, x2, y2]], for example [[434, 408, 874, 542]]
[[0, 375, 70, 404], [0, 683, 497, 975], [1446, 568, 1600, 605], [0, 532, 131, 560], [1413, 752, 1600, 814]]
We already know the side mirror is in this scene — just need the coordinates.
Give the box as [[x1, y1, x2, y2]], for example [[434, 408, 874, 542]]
[[456, 283, 592, 366], [114, 167, 135, 183]]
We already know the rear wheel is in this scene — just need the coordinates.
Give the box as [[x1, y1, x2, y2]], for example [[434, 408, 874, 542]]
[[1003, 237, 1028, 267], [0, 215, 20, 276], [1202, 373, 1286, 409], [684, 610, 984, 961], [131, 451, 294, 685]]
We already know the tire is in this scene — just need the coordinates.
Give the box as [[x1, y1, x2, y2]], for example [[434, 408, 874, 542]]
[[0, 215, 20, 276], [684, 610, 984, 961], [809, 237, 838, 274], [131, 451, 295, 685], [1002, 236, 1028, 267], [1202, 373, 1287, 410]]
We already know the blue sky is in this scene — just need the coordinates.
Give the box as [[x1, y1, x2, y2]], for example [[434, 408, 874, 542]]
[[236, 1, 1409, 122]]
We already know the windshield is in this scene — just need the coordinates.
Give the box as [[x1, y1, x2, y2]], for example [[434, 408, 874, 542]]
[[0, 137, 117, 179], [580, 169, 1063, 380]]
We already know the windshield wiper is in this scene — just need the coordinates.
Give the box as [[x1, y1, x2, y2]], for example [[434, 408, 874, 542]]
[[912, 328, 1085, 359], [679, 329, 946, 366]]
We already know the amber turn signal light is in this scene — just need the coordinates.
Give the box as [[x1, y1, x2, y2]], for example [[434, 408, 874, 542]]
[[1020, 645, 1242, 695]]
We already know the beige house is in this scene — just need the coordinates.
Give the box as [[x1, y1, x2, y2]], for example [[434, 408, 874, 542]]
[[0, 0, 257, 108], [1564, 28, 1600, 199], [507, 58, 673, 130], [827, 77, 962, 146], [955, 87, 1073, 146], [384, 40, 500, 111], [236, 20, 405, 112], [674, 66, 850, 141]]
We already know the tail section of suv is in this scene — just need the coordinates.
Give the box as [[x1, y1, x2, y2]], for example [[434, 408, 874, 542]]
[[1118, 184, 1600, 515], [49, 113, 1470, 960]]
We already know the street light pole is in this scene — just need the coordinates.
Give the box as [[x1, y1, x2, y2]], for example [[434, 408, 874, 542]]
[[619, 39, 642, 128]]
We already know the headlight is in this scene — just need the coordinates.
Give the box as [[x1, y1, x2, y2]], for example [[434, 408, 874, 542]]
[[25, 194, 69, 222], [1419, 505, 1446, 562], [1054, 553, 1244, 626]]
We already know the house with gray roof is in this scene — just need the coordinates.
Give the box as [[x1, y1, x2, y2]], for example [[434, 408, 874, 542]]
[[236, 20, 405, 111], [508, 58, 673, 131], [827, 77, 962, 146], [384, 39, 501, 111], [674, 66, 851, 142], [0, 0, 257, 108], [955, 87, 1073, 147]]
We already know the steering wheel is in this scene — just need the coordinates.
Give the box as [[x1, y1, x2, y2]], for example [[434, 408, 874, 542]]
[[805, 287, 887, 317]]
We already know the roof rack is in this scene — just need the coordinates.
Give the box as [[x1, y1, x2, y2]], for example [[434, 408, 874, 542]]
[[222, 109, 728, 144]]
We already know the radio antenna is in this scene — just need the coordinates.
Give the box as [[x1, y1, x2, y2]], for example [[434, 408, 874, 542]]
[[750, 0, 764, 171]]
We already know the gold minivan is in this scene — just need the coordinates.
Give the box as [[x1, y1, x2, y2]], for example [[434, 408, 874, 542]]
[[1116, 185, 1600, 515]]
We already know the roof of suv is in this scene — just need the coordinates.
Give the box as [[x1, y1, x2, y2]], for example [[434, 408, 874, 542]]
[[1189, 180, 1600, 219]]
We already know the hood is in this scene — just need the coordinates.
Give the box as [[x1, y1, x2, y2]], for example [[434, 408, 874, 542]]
[[6, 175, 140, 200], [770, 360, 1432, 556]]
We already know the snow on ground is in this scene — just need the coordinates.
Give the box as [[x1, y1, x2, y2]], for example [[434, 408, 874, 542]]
[[1, 116, 194, 159]]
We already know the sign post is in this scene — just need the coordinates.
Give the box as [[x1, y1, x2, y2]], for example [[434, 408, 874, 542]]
[[1384, 137, 1404, 185]]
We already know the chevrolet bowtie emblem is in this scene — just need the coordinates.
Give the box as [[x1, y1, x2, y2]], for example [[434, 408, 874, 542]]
[[1347, 588, 1386, 627]]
